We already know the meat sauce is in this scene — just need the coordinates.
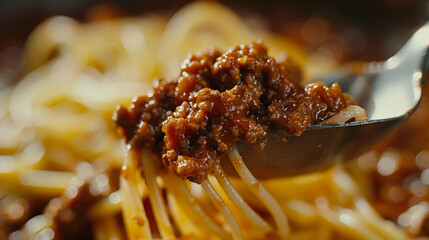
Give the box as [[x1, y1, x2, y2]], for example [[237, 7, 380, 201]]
[[43, 170, 119, 240], [114, 41, 355, 182]]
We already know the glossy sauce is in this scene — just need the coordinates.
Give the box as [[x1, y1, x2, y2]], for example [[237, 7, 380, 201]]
[[114, 41, 355, 182]]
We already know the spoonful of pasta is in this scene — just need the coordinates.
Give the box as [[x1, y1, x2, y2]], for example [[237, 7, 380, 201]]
[[115, 23, 428, 184], [225, 22, 429, 179]]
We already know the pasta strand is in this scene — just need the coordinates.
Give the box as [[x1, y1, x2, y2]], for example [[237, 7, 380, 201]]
[[162, 173, 231, 239], [228, 146, 290, 238], [213, 164, 273, 234], [141, 149, 176, 239], [201, 180, 242, 240], [121, 148, 152, 240]]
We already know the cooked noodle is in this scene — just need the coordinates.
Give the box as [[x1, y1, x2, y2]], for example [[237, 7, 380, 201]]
[[213, 165, 273, 235], [0, 1, 413, 240], [322, 105, 367, 125], [229, 147, 290, 238]]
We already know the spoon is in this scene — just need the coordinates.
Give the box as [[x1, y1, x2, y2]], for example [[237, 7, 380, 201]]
[[221, 22, 429, 179]]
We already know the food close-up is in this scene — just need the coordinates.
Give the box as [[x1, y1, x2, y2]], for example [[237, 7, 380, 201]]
[[0, 0, 428, 239]]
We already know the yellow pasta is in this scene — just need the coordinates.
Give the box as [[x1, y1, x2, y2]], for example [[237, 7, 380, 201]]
[[0, 1, 412, 240]]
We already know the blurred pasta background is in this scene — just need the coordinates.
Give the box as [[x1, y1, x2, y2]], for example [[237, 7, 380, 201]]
[[0, 1, 429, 239]]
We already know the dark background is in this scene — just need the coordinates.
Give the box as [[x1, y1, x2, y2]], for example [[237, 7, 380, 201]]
[[0, 0, 427, 87]]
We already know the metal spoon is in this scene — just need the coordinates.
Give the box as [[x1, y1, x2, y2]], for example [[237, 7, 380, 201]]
[[222, 22, 429, 179]]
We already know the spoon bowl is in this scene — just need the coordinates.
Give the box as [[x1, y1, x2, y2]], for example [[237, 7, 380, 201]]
[[222, 22, 429, 179]]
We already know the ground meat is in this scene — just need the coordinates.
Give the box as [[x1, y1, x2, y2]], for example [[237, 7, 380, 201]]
[[114, 41, 353, 182], [43, 170, 118, 240], [44, 182, 97, 240]]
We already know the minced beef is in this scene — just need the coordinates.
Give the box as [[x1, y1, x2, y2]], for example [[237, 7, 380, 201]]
[[113, 41, 355, 182]]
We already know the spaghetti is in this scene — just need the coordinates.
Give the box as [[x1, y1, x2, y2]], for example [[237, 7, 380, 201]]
[[0, 1, 416, 240]]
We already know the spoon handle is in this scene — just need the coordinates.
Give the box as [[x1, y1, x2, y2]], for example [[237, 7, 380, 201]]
[[389, 21, 429, 82]]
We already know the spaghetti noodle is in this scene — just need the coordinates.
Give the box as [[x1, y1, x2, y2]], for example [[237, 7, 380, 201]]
[[0, 1, 416, 239]]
